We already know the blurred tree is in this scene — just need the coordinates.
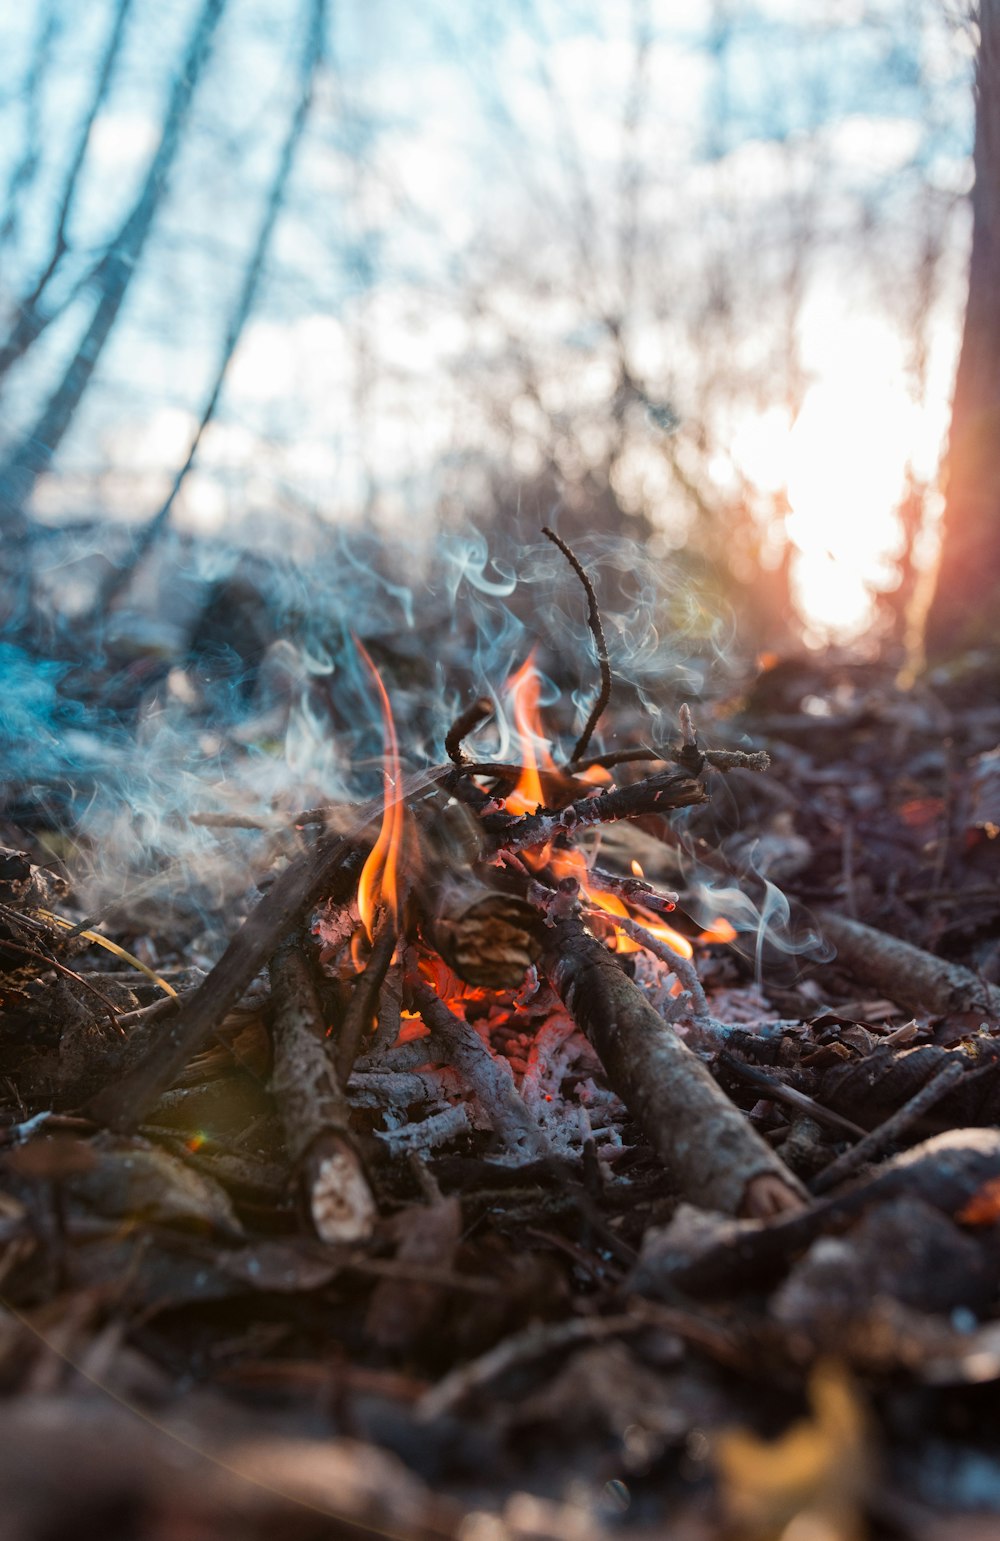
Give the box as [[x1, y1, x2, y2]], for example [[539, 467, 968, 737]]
[[924, 0, 1000, 657]]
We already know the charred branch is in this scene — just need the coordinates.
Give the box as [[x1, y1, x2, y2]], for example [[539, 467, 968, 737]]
[[479, 766, 708, 855], [335, 907, 398, 1082], [540, 914, 806, 1217], [542, 526, 612, 763], [445, 697, 495, 767]]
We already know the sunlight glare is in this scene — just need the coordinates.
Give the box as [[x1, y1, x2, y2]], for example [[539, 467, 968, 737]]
[[731, 313, 952, 642]]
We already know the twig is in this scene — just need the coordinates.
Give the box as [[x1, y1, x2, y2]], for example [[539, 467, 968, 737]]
[[809, 1057, 966, 1195], [718, 1053, 867, 1141], [407, 979, 550, 1160], [418, 1312, 650, 1420], [375, 1104, 473, 1156], [368, 962, 403, 1058], [445, 697, 494, 767], [564, 745, 770, 775], [269, 931, 376, 1244], [0, 936, 121, 1028], [482, 767, 708, 856], [417, 1301, 743, 1421], [335, 907, 399, 1082], [580, 865, 678, 913], [592, 908, 710, 1018], [542, 526, 612, 763], [540, 914, 806, 1217]]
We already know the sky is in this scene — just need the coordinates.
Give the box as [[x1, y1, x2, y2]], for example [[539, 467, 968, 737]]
[[0, 0, 977, 642]]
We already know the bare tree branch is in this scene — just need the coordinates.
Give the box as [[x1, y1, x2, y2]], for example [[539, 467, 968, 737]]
[[0, 0, 228, 539], [94, 0, 328, 613], [0, 0, 134, 383]]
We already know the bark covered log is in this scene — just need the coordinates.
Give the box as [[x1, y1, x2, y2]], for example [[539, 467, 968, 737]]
[[818, 909, 1000, 1022], [540, 915, 806, 1217], [269, 933, 376, 1244]]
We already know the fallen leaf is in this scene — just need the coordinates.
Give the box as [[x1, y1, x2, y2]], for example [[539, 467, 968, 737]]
[[714, 1360, 871, 1540]]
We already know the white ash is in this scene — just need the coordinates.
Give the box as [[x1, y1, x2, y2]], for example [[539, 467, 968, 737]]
[[348, 1068, 464, 1108], [701, 982, 776, 1023], [519, 1010, 626, 1163], [375, 1103, 473, 1155]]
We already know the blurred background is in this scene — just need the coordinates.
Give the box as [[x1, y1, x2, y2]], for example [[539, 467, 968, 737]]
[[0, 0, 978, 663]]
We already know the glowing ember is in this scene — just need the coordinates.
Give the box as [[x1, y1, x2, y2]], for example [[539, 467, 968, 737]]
[[355, 637, 406, 939]]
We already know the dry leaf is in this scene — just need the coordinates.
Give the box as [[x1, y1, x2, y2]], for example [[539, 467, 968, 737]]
[[714, 1360, 871, 1540]]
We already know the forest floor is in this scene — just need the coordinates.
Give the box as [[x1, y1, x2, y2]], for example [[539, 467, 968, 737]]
[[1, 605, 999, 1541]]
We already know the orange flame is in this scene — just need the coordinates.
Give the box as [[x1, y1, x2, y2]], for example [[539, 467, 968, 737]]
[[699, 916, 738, 945], [548, 847, 694, 959], [355, 638, 405, 940], [635, 916, 694, 958], [498, 657, 697, 960], [505, 653, 557, 814]]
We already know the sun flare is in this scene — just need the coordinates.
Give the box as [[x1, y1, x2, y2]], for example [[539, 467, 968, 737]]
[[730, 313, 954, 642]]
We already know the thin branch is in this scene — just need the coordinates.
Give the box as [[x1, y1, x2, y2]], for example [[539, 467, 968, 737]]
[[0, 0, 134, 382], [0, 0, 228, 536], [0, 0, 59, 251], [445, 696, 494, 767], [809, 1058, 966, 1196], [718, 1053, 867, 1141], [335, 905, 398, 1081], [542, 527, 612, 764]]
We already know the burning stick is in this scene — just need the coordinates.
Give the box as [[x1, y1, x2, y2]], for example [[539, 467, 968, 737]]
[[407, 978, 551, 1160], [335, 906, 399, 1082], [269, 932, 376, 1244], [540, 914, 806, 1217], [479, 766, 709, 857], [445, 696, 494, 768]]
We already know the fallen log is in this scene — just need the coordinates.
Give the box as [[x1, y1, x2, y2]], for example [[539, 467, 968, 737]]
[[818, 909, 1000, 1022], [539, 914, 807, 1218]]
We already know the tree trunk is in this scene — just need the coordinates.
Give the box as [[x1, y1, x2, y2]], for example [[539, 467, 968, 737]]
[[925, 0, 1000, 657]]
